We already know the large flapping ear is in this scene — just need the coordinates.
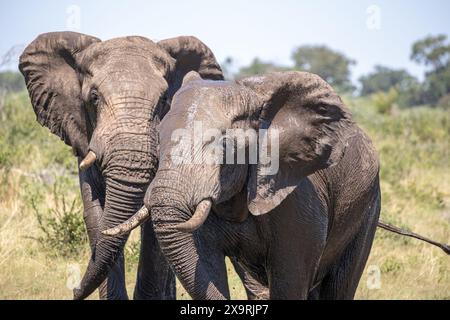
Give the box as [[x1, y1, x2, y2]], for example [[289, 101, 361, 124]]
[[239, 72, 353, 216], [19, 32, 100, 157], [158, 36, 224, 98]]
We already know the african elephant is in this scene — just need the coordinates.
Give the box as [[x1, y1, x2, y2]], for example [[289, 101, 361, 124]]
[[106, 71, 382, 299], [19, 32, 224, 300]]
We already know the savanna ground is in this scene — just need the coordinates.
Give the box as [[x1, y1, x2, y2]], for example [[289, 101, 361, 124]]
[[0, 91, 449, 299]]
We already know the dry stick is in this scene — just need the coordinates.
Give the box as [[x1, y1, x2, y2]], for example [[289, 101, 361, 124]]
[[378, 220, 450, 255]]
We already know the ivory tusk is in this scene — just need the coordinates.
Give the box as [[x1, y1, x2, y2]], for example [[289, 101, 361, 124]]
[[102, 206, 150, 237], [79, 151, 97, 171], [174, 199, 212, 233]]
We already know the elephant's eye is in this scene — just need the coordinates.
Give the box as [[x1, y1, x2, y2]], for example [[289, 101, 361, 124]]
[[90, 89, 100, 107], [317, 104, 329, 115]]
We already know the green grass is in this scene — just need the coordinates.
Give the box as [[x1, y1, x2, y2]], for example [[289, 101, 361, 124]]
[[0, 92, 448, 299]]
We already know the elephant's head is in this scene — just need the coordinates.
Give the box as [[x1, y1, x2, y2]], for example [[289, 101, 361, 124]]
[[104, 71, 353, 299], [19, 32, 223, 299]]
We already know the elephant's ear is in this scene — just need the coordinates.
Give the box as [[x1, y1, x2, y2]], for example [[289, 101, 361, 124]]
[[158, 36, 224, 98], [239, 72, 353, 216], [19, 32, 100, 157]]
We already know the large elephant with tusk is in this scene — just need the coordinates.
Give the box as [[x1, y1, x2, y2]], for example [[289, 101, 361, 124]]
[[19, 32, 224, 300]]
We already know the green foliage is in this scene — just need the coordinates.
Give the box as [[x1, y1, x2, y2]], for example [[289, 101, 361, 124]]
[[361, 35, 450, 107], [0, 71, 25, 93], [235, 58, 288, 79], [359, 65, 418, 97], [125, 241, 141, 271], [411, 34, 450, 69], [350, 98, 450, 212], [381, 256, 403, 275], [371, 88, 399, 114], [0, 91, 82, 258], [31, 183, 87, 258], [232, 44, 356, 93], [0, 92, 76, 174], [291, 45, 355, 92], [410, 34, 450, 105], [423, 65, 450, 104], [437, 93, 450, 110]]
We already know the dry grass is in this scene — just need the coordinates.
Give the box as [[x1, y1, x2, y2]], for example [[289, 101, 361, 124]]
[[0, 92, 448, 299]]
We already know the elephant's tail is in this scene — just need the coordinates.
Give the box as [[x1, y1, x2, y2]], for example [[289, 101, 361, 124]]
[[377, 220, 450, 255]]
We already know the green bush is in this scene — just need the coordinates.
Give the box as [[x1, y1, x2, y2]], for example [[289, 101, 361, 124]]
[[0, 92, 75, 173], [371, 88, 400, 114], [31, 184, 87, 258], [0, 72, 25, 93], [380, 256, 403, 275], [437, 94, 450, 110], [125, 241, 141, 271]]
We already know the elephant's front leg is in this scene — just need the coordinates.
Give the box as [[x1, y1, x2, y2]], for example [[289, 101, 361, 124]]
[[133, 220, 176, 300], [79, 163, 128, 300], [267, 200, 327, 299]]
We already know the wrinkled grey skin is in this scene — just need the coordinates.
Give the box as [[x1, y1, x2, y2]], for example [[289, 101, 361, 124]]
[[145, 71, 381, 299], [19, 32, 224, 300]]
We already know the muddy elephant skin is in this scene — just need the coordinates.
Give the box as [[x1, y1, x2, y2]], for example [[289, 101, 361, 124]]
[[117, 71, 381, 299]]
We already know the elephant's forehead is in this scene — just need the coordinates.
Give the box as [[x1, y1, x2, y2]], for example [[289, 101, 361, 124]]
[[167, 84, 235, 131], [87, 36, 159, 56], [78, 36, 171, 71]]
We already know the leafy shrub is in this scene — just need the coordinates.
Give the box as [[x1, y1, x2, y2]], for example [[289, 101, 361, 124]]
[[125, 240, 141, 271], [0, 92, 75, 173], [437, 94, 450, 110], [31, 184, 87, 257], [371, 88, 399, 114], [380, 256, 403, 275], [0, 72, 25, 93]]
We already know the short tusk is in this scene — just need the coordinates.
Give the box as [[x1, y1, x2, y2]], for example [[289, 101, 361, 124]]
[[102, 206, 150, 237], [174, 199, 212, 233], [79, 151, 97, 171]]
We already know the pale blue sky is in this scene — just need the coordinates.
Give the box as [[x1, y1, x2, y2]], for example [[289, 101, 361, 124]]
[[1, 0, 449, 82]]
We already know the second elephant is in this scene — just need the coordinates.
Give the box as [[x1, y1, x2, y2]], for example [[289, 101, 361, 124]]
[[107, 71, 381, 299]]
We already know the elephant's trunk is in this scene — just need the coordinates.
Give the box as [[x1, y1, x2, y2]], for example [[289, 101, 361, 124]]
[[74, 175, 146, 300], [74, 176, 147, 299], [73, 131, 155, 300], [149, 179, 227, 299]]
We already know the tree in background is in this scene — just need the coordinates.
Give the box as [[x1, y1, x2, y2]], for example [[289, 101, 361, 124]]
[[358, 65, 426, 108], [0, 45, 26, 97], [359, 65, 417, 96], [0, 71, 25, 93], [234, 57, 288, 79], [291, 45, 356, 92], [232, 45, 356, 93], [411, 34, 450, 107], [411, 34, 450, 70]]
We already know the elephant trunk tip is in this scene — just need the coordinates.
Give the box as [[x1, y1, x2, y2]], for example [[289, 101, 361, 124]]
[[73, 287, 86, 300]]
